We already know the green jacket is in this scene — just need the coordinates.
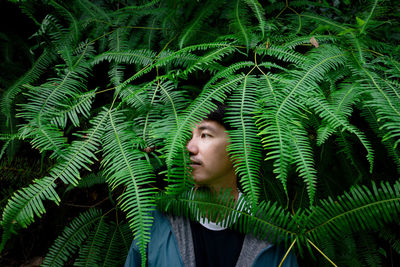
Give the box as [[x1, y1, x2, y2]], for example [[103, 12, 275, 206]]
[[124, 210, 298, 267]]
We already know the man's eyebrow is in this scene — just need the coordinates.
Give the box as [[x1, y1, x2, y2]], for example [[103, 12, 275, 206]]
[[198, 125, 216, 133]]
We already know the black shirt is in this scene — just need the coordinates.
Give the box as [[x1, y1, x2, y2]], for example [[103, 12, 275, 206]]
[[190, 220, 245, 267]]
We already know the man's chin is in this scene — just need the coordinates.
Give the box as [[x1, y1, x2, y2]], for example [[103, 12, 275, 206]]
[[193, 176, 207, 186]]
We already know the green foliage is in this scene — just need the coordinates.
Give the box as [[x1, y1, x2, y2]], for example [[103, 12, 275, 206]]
[[1, 0, 399, 266]]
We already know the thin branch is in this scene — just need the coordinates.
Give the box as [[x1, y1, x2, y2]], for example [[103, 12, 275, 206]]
[[308, 239, 337, 267], [278, 238, 296, 267]]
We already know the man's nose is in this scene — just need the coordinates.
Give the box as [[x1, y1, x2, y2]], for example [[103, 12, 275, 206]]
[[186, 137, 198, 155]]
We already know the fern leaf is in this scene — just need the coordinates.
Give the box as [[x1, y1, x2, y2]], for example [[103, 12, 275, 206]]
[[48, 0, 80, 43], [360, 0, 380, 34], [0, 176, 60, 252], [256, 45, 306, 66], [244, 0, 266, 38], [179, 45, 236, 78], [308, 96, 374, 171], [353, 60, 400, 146], [203, 61, 255, 90], [0, 49, 56, 122], [317, 82, 361, 145], [74, 217, 109, 266], [92, 49, 157, 66], [231, 0, 251, 48], [47, 109, 108, 185], [76, 0, 111, 23], [282, 35, 338, 50], [226, 75, 263, 206], [100, 222, 133, 267], [305, 180, 400, 243], [65, 173, 106, 193], [116, 222, 134, 257], [101, 109, 156, 265], [289, 125, 318, 205], [42, 209, 103, 267], [0, 110, 108, 251], [50, 90, 96, 128], [157, 189, 298, 245], [178, 0, 221, 49]]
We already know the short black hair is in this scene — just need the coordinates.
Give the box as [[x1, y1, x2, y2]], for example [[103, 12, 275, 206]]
[[205, 101, 231, 130]]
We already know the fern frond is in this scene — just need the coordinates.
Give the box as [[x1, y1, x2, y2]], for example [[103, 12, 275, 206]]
[[282, 35, 338, 50], [100, 222, 133, 267], [230, 0, 251, 48], [107, 24, 130, 86], [18, 42, 94, 125], [76, 0, 111, 23], [226, 75, 263, 206], [359, 0, 383, 34], [353, 59, 400, 146], [256, 46, 347, 197], [19, 123, 68, 159], [65, 173, 106, 193], [256, 101, 292, 196], [379, 227, 400, 254], [33, 14, 69, 44], [308, 96, 374, 171], [42, 209, 103, 267], [256, 45, 306, 66], [0, 110, 108, 251], [289, 125, 318, 205], [203, 61, 255, 90], [244, 0, 266, 38], [74, 217, 109, 266], [305, 180, 400, 243], [92, 49, 157, 66], [157, 189, 299, 245], [116, 221, 134, 256], [0, 49, 56, 122], [101, 109, 156, 265], [316, 82, 361, 144], [0, 176, 60, 252], [358, 232, 383, 266], [178, 0, 221, 49], [50, 89, 96, 128], [113, 0, 160, 12], [179, 45, 236, 78], [301, 13, 348, 33], [119, 84, 150, 114], [360, 106, 400, 172], [48, 0, 80, 44]]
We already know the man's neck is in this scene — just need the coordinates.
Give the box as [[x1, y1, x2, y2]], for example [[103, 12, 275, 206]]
[[208, 185, 239, 200]]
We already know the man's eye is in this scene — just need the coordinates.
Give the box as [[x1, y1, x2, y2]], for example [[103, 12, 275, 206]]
[[201, 133, 210, 138]]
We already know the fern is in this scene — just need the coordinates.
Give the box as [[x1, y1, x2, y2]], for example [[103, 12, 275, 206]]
[[74, 217, 109, 266], [2, 0, 400, 265], [43, 209, 103, 266], [244, 0, 266, 38], [305, 180, 400, 243], [0, 110, 108, 251], [178, 0, 222, 49], [226, 75, 263, 206], [100, 222, 133, 266], [0, 49, 56, 123], [50, 89, 96, 128], [101, 109, 156, 265]]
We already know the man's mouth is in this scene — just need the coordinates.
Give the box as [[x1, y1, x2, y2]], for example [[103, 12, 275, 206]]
[[190, 158, 202, 167]]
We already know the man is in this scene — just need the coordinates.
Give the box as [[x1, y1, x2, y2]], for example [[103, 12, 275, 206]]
[[125, 104, 298, 266]]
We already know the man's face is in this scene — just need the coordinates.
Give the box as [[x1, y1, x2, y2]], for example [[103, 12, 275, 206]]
[[186, 120, 236, 189]]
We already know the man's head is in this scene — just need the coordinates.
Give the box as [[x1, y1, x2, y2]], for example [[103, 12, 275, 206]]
[[186, 103, 237, 193]]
